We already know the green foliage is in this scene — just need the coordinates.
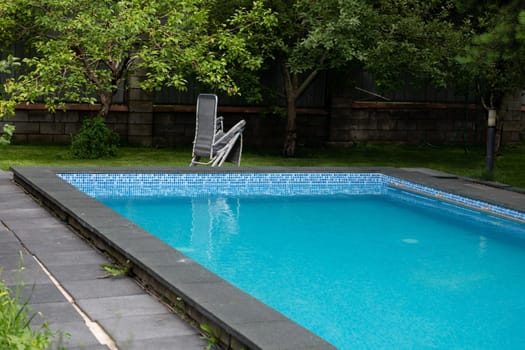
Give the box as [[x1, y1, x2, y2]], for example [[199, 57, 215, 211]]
[[0, 55, 20, 76], [0, 124, 15, 145], [0, 0, 277, 117], [138, 0, 277, 99], [0, 257, 66, 350], [289, 0, 375, 73], [97, 260, 130, 279], [366, 0, 468, 90], [70, 116, 119, 159], [455, 1, 525, 107], [265, 0, 378, 155], [200, 323, 220, 350], [0, 55, 20, 143], [0, 283, 51, 349]]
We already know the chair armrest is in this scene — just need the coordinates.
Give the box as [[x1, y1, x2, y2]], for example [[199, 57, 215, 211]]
[[214, 120, 246, 146]]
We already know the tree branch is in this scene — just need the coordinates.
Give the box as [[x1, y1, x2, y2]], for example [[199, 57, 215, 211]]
[[295, 53, 326, 99], [71, 45, 104, 95], [295, 68, 319, 100]]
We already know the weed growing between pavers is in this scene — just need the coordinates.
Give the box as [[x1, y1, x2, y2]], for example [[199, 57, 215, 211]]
[[0, 253, 68, 350]]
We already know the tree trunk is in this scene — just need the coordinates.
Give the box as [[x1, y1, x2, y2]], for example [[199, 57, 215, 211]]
[[283, 92, 297, 157], [282, 63, 298, 157], [99, 93, 112, 119], [280, 60, 320, 157]]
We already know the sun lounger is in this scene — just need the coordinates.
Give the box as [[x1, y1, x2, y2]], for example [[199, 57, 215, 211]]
[[190, 94, 246, 167]]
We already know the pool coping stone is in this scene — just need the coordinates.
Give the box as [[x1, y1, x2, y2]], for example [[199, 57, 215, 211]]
[[10, 166, 525, 350]]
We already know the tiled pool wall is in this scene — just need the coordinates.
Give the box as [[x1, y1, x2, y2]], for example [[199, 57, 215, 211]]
[[58, 172, 387, 197], [58, 172, 525, 222], [387, 176, 525, 222]]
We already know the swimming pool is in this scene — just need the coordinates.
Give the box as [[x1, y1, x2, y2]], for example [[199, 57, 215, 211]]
[[12, 167, 525, 349]]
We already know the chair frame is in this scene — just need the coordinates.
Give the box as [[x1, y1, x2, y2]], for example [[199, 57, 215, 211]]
[[190, 94, 246, 167]]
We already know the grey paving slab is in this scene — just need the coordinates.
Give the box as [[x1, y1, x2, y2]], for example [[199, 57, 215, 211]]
[[0, 196, 36, 209], [46, 321, 103, 349], [0, 169, 11, 177], [10, 282, 66, 304], [3, 217, 71, 233], [98, 313, 197, 344], [0, 241, 27, 255], [2, 264, 51, 285], [177, 281, 248, 305], [232, 320, 335, 350], [68, 346, 110, 350], [122, 243, 186, 264], [68, 346, 111, 350], [24, 235, 95, 255], [0, 229, 19, 244], [0, 245, 37, 271], [77, 294, 170, 321], [29, 301, 85, 325], [148, 262, 223, 285], [114, 236, 178, 256], [122, 335, 207, 350], [48, 263, 116, 282], [61, 278, 144, 300], [174, 282, 296, 337], [1, 207, 55, 220], [38, 249, 108, 267], [90, 224, 153, 243]]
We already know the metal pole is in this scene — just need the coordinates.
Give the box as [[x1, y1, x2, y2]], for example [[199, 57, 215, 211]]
[[485, 109, 497, 173]]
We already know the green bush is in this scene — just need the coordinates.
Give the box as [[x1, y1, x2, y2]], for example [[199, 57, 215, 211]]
[[71, 116, 119, 159], [0, 124, 16, 146]]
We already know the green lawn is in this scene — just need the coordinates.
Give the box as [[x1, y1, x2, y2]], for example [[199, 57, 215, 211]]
[[1, 143, 524, 188]]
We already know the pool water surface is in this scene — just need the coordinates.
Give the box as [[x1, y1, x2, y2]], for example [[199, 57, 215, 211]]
[[91, 186, 525, 349]]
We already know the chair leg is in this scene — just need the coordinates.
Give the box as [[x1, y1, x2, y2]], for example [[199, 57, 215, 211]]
[[190, 156, 200, 166]]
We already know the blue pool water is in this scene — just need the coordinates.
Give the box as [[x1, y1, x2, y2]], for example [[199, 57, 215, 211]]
[[60, 173, 525, 349]]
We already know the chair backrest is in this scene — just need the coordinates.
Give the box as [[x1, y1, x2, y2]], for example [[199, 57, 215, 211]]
[[192, 94, 218, 158]]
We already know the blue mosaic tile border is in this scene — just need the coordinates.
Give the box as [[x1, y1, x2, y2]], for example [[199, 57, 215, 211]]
[[58, 172, 525, 222], [58, 173, 387, 197]]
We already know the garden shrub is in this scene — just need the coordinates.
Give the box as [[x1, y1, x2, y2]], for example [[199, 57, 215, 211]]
[[71, 116, 119, 159]]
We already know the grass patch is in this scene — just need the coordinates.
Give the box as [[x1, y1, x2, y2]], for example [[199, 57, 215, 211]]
[[0, 143, 524, 188]]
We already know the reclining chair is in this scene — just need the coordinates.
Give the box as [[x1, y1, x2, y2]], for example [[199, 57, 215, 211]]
[[190, 94, 246, 167]]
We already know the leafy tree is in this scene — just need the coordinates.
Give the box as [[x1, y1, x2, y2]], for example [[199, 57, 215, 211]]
[[453, 0, 525, 172], [0, 0, 276, 120], [138, 0, 277, 100], [265, 0, 374, 156], [365, 0, 468, 91], [267, 0, 469, 156], [456, 1, 525, 109]]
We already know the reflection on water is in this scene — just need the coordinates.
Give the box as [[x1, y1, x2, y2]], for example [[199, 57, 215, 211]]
[[190, 197, 240, 261], [478, 235, 488, 257]]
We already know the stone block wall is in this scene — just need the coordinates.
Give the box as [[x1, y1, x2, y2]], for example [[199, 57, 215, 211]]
[[328, 100, 487, 146], [2, 95, 523, 149], [499, 91, 525, 144], [128, 70, 153, 146], [3, 106, 128, 145], [151, 108, 328, 149]]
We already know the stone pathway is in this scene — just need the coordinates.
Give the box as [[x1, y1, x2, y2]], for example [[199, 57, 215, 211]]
[[0, 170, 206, 350]]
